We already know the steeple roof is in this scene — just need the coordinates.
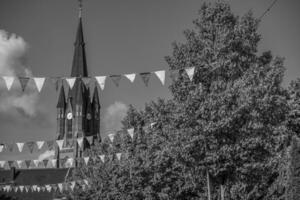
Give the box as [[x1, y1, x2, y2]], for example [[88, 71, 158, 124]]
[[71, 17, 88, 77], [56, 86, 66, 108]]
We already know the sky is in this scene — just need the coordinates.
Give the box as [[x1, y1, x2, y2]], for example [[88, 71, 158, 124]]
[[0, 0, 299, 160]]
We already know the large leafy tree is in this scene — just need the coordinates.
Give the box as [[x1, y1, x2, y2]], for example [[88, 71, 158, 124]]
[[63, 1, 294, 200]]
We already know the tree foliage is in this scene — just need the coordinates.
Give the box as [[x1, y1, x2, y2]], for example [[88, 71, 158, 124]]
[[63, 1, 300, 199]]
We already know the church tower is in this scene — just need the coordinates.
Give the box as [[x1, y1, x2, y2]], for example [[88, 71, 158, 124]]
[[55, 1, 101, 168]]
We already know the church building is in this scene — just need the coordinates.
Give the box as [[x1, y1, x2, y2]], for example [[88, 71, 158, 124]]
[[0, 2, 100, 199]]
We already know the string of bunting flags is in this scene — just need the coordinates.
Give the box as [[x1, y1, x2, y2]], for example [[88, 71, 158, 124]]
[[0, 179, 90, 193], [0, 67, 195, 92], [0, 122, 156, 170]]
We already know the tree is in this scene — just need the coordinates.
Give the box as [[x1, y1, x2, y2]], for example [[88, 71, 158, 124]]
[[65, 1, 293, 199]]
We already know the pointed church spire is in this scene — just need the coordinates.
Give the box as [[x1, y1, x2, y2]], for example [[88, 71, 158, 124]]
[[71, 0, 88, 77], [56, 86, 66, 108]]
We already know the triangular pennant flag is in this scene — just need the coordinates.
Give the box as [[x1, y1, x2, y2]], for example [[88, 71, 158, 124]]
[[185, 67, 195, 81], [70, 181, 76, 191], [36, 141, 44, 150], [3, 76, 14, 90], [127, 128, 134, 139], [99, 155, 105, 163], [58, 183, 63, 192], [81, 77, 91, 87], [51, 159, 57, 168], [83, 179, 89, 186], [154, 70, 166, 85], [116, 153, 122, 161], [25, 160, 31, 169], [37, 186, 41, 192], [33, 160, 40, 168], [110, 75, 122, 87], [43, 160, 48, 168], [66, 78, 76, 89], [50, 77, 60, 91], [19, 186, 24, 192], [56, 140, 64, 150], [0, 144, 4, 152], [8, 161, 15, 169], [25, 186, 30, 193], [77, 137, 84, 148], [95, 76, 106, 90], [26, 141, 35, 153], [108, 133, 115, 143], [47, 140, 54, 150], [86, 136, 93, 145], [66, 158, 74, 167], [83, 157, 90, 165], [0, 161, 6, 168], [41, 186, 46, 192], [45, 185, 52, 192], [7, 144, 14, 152], [33, 77, 46, 92], [14, 186, 18, 192], [16, 160, 23, 169], [16, 142, 25, 152], [140, 72, 151, 86], [32, 185, 37, 192], [124, 73, 136, 83], [170, 69, 179, 81], [18, 77, 30, 91]]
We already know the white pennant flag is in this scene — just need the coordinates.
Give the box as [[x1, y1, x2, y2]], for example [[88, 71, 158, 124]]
[[37, 186, 41, 192], [33, 160, 40, 168], [70, 181, 76, 191], [16, 160, 23, 168], [56, 140, 64, 150], [0, 145, 4, 152], [32, 185, 37, 192], [36, 141, 45, 150], [33, 77, 46, 92], [108, 133, 115, 143], [19, 186, 24, 192], [0, 161, 6, 168], [77, 137, 84, 148], [99, 155, 105, 163], [185, 67, 195, 81], [58, 183, 63, 192], [66, 78, 76, 89], [51, 159, 57, 168], [45, 185, 52, 192], [25, 186, 29, 193], [154, 70, 166, 85], [3, 76, 14, 90], [124, 73, 136, 83], [116, 153, 122, 161], [127, 128, 134, 139], [66, 158, 74, 167], [95, 76, 106, 90], [16, 142, 25, 152], [83, 157, 90, 165], [83, 179, 89, 186], [14, 186, 18, 192]]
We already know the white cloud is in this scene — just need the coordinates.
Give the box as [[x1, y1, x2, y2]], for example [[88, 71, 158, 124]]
[[38, 150, 55, 161], [0, 30, 39, 116], [103, 101, 128, 131]]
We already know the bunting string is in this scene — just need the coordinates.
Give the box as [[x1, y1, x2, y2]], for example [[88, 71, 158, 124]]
[[0, 66, 196, 93]]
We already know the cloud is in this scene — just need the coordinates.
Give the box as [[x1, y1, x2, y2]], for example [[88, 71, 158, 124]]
[[0, 30, 39, 116], [38, 150, 55, 161], [103, 101, 128, 131]]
